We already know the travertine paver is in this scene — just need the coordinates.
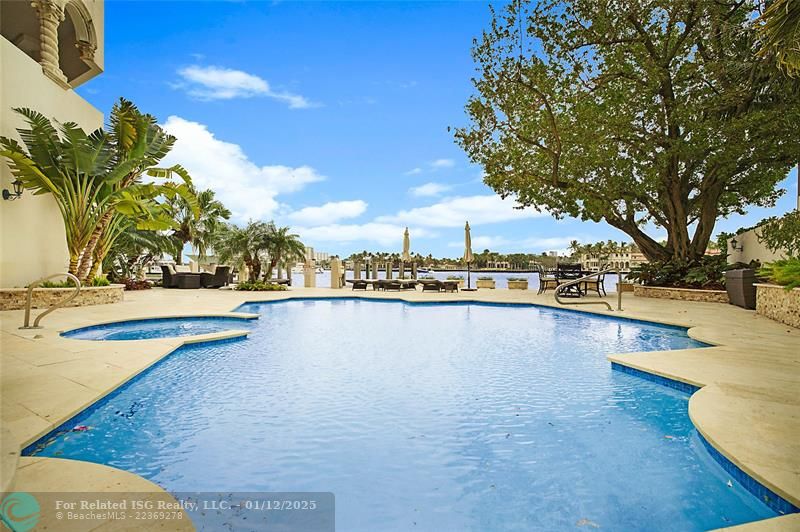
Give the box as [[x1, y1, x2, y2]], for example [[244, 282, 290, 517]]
[[1, 286, 797, 531]]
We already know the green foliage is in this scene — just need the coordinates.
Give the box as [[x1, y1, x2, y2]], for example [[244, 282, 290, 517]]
[[627, 255, 729, 289], [446, 275, 464, 280], [36, 277, 110, 288], [477, 276, 494, 280], [757, 0, 800, 77], [757, 210, 800, 257], [235, 281, 288, 292], [507, 277, 528, 282], [165, 187, 231, 264], [759, 258, 800, 290], [455, 1, 800, 262]]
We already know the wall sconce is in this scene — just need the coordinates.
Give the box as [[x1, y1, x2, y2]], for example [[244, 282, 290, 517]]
[[2, 179, 24, 201], [730, 238, 743, 252]]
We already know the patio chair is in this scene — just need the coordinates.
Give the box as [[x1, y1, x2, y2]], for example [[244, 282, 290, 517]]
[[201, 266, 230, 288], [267, 278, 292, 286], [351, 280, 368, 291], [556, 263, 584, 298], [536, 265, 559, 294], [582, 272, 607, 297], [161, 265, 179, 288]]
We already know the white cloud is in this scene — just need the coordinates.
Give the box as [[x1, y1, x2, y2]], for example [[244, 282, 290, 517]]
[[288, 200, 367, 226], [377, 194, 546, 228], [175, 65, 314, 108], [409, 182, 452, 197], [430, 158, 455, 169], [405, 167, 423, 176], [160, 116, 324, 222], [294, 223, 433, 247]]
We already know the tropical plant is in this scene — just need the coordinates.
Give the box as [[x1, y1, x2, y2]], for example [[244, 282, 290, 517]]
[[627, 255, 728, 290], [0, 99, 198, 284], [214, 221, 275, 282], [264, 226, 305, 280], [757, 0, 800, 77], [759, 258, 800, 290], [166, 187, 231, 264], [455, 1, 800, 263], [102, 224, 173, 281], [235, 280, 288, 292], [37, 276, 109, 288]]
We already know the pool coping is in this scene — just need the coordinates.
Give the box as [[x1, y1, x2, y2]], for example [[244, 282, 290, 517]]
[[2, 288, 797, 530]]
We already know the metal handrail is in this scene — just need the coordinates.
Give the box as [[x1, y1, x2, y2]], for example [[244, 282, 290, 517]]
[[554, 267, 622, 311], [21, 273, 81, 329]]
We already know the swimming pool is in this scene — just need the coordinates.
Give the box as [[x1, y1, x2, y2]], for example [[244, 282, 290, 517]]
[[32, 299, 776, 530], [61, 316, 255, 341]]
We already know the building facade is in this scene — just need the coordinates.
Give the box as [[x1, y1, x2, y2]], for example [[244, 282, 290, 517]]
[[580, 249, 648, 272], [1, 0, 104, 287]]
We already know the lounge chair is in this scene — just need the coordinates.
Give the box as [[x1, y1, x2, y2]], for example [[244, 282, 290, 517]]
[[161, 265, 179, 288], [351, 280, 368, 291], [201, 266, 230, 288], [420, 280, 444, 292], [267, 278, 292, 286], [441, 280, 460, 293]]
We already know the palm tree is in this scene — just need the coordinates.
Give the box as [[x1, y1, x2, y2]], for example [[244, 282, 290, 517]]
[[758, 0, 800, 77], [214, 221, 275, 282], [167, 188, 231, 264], [264, 226, 305, 280]]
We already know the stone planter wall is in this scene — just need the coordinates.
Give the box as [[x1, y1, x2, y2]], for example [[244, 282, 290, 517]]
[[633, 285, 729, 304], [476, 279, 495, 289], [617, 282, 635, 293], [446, 279, 465, 288], [755, 284, 800, 329], [508, 280, 529, 290], [0, 285, 125, 311]]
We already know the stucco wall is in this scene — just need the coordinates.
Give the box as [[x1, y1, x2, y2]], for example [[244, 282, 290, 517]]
[[727, 226, 787, 266], [0, 37, 103, 287]]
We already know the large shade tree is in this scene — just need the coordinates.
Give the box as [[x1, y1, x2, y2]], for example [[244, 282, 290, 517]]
[[456, 0, 800, 262]]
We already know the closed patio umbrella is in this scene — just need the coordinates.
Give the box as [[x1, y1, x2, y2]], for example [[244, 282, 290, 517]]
[[401, 227, 411, 279], [464, 221, 476, 291]]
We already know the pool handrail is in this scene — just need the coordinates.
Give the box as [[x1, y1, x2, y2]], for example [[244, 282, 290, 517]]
[[21, 272, 81, 329], [554, 267, 621, 311]]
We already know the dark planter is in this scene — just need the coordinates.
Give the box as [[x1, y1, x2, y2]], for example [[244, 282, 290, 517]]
[[725, 269, 756, 310]]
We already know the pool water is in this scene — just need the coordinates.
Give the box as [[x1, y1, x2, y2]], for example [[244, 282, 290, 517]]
[[33, 299, 775, 530], [61, 316, 255, 341]]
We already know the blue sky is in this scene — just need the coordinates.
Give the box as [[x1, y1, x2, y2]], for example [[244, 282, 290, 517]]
[[78, 1, 798, 258]]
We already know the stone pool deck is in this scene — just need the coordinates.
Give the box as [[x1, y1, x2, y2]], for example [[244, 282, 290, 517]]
[[0, 286, 798, 530]]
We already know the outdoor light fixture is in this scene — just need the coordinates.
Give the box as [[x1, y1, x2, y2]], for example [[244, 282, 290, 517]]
[[2, 179, 24, 201], [730, 238, 743, 252]]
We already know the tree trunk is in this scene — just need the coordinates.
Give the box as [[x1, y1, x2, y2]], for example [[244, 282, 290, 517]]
[[68, 254, 79, 276], [76, 210, 114, 280]]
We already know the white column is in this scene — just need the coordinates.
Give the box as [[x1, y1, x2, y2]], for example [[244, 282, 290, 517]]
[[32, 0, 69, 88]]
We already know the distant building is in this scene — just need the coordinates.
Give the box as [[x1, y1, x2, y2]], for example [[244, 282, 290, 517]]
[[314, 251, 330, 262], [486, 260, 510, 269], [580, 248, 648, 272]]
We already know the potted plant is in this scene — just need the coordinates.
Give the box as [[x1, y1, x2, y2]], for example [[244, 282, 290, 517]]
[[477, 276, 495, 289], [507, 277, 528, 290], [446, 275, 465, 288]]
